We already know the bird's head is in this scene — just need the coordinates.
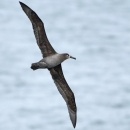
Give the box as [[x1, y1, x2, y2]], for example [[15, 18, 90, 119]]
[[62, 53, 76, 60]]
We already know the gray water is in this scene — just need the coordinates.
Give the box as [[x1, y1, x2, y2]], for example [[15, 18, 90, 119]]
[[0, 0, 130, 130]]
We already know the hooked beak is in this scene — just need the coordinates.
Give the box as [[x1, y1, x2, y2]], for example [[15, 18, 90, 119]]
[[70, 56, 76, 60]]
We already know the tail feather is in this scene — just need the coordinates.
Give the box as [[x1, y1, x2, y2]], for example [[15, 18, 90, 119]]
[[31, 62, 47, 70], [31, 63, 39, 70]]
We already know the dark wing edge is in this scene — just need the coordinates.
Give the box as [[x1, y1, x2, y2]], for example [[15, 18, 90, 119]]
[[19, 2, 56, 57], [49, 64, 77, 128]]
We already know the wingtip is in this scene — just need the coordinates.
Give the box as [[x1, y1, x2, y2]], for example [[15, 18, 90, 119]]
[[19, 1, 26, 10], [68, 107, 77, 128], [19, 1, 33, 18], [72, 114, 77, 128], [71, 112, 77, 128], [19, 1, 29, 9], [19, 1, 25, 6]]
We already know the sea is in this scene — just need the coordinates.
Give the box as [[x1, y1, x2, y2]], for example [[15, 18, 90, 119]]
[[0, 0, 130, 130]]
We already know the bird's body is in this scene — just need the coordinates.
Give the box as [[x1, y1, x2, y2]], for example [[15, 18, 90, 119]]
[[31, 53, 73, 70], [20, 2, 77, 128]]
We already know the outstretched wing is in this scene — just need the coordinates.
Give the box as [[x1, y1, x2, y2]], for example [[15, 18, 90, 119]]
[[49, 64, 77, 128], [20, 2, 56, 57]]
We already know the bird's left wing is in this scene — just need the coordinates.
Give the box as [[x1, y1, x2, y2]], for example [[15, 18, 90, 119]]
[[19, 2, 56, 57], [48, 64, 77, 128]]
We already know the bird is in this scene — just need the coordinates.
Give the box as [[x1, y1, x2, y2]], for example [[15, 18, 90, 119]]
[[19, 2, 77, 128]]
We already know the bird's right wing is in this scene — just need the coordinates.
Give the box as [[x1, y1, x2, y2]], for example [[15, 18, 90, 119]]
[[49, 64, 77, 128], [20, 2, 56, 57]]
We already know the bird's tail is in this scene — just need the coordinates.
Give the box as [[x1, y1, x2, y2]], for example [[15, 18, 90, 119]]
[[31, 62, 47, 70], [31, 63, 39, 70]]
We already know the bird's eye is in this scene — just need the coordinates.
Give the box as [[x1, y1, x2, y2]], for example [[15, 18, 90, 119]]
[[67, 54, 69, 57]]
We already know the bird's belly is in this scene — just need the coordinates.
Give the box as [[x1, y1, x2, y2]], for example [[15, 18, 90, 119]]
[[45, 58, 62, 68]]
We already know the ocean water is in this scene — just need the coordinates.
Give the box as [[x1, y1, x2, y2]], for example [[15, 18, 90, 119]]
[[0, 0, 130, 130]]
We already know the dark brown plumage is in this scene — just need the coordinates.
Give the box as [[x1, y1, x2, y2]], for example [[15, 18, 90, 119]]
[[20, 2, 77, 128]]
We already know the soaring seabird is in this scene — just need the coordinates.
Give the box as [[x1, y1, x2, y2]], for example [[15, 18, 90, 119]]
[[19, 2, 77, 128]]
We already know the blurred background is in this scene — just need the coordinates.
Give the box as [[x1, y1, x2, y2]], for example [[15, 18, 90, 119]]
[[0, 0, 130, 130]]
